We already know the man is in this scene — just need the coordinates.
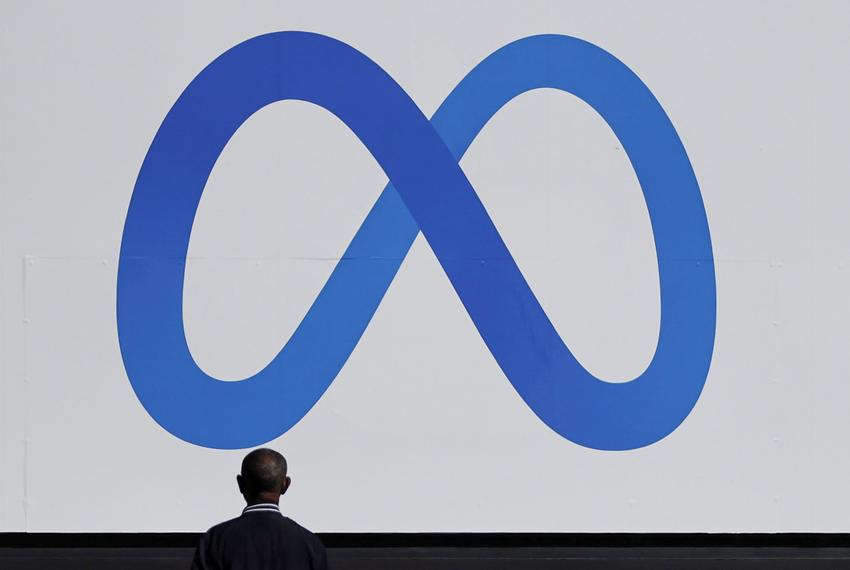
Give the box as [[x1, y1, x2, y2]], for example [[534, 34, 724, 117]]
[[191, 449, 328, 570]]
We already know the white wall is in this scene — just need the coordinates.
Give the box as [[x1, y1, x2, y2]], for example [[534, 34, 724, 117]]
[[2, 0, 849, 532]]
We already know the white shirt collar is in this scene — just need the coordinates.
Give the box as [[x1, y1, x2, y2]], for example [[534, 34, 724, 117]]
[[242, 503, 281, 515]]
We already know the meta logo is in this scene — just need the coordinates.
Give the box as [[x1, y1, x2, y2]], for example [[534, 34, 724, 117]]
[[117, 32, 715, 451]]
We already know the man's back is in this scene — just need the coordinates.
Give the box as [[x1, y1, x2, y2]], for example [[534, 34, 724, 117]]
[[192, 503, 327, 570]]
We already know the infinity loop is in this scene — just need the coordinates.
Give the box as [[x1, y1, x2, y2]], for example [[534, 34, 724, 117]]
[[118, 32, 715, 450]]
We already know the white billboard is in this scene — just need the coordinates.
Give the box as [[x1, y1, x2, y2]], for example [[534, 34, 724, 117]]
[[1, 0, 849, 532]]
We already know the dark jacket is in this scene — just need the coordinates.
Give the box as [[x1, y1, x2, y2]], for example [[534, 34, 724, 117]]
[[191, 503, 327, 570]]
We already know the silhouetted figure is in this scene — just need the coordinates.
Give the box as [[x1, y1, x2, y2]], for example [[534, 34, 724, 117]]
[[191, 449, 327, 570]]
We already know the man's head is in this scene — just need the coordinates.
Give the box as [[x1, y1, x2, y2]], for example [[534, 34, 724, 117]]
[[236, 448, 291, 504]]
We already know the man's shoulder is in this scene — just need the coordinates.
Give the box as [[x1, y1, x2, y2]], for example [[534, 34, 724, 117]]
[[279, 516, 324, 545], [202, 515, 243, 538]]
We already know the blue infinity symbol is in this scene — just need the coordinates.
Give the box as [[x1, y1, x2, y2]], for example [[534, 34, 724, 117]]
[[118, 32, 715, 450]]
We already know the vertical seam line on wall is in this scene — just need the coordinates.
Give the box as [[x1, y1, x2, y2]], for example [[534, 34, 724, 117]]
[[22, 254, 31, 531]]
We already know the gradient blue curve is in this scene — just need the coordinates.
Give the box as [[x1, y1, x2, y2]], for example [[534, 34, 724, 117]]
[[117, 32, 715, 450]]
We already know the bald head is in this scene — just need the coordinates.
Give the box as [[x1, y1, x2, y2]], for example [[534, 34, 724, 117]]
[[238, 449, 290, 503]]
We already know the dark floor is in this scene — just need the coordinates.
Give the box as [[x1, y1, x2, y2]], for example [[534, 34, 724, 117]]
[[2, 546, 850, 569]]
